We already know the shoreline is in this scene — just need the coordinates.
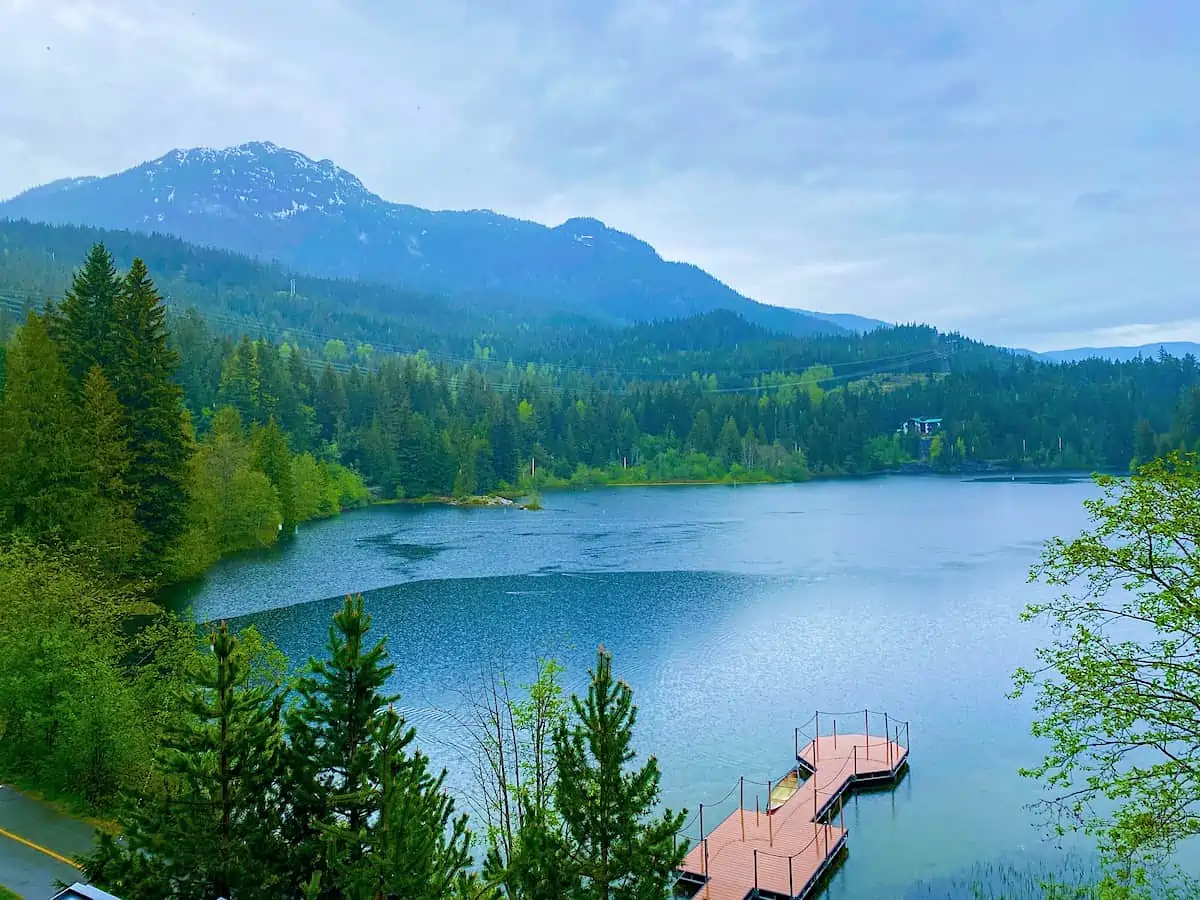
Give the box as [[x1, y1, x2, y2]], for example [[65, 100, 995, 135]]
[[353, 465, 1116, 511]]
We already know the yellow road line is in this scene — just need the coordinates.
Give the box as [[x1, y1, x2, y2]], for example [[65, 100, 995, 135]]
[[0, 824, 81, 869]]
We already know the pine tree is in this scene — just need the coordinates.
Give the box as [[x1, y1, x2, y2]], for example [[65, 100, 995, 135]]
[[53, 242, 124, 384], [218, 335, 262, 425], [253, 416, 297, 531], [112, 259, 191, 571], [82, 621, 288, 899], [0, 312, 87, 541], [716, 416, 743, 467], [78, 365, 144, 570], [488, 802, 577, 900], [334, 706, 472, 899], [284, 594, 397, 895], [553, 647, 687, 900]]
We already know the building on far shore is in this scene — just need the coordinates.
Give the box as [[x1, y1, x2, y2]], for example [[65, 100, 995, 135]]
[[897, 416, 942, 436]]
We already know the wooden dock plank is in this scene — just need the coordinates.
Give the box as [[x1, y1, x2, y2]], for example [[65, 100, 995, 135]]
[[677, 727, 908, 900]]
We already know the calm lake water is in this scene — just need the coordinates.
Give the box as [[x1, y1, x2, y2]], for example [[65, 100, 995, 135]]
[[170, 475, 1119, 897]]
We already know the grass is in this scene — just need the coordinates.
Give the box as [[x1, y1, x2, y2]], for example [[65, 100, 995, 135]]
[[0, 886, 24, 900]]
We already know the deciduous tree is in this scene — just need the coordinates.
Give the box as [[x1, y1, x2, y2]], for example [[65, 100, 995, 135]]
[[1014, 452, 1200, 887]]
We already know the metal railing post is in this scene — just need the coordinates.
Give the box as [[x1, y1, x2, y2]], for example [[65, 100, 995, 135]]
[[699, 804, 704, 846], [832, 718, 837, 749], [794, 726, 798, 758], [789, 855, 795, 897], [906, 720, 910, 750], [753, 849, 758, 892], [703, 837, 709, 876], [885, 712, 891, 766], [865, 708, 869, 754], [814, 711, 820, 762], [853, 744, 858, 776], [740, 777, 745, 840]]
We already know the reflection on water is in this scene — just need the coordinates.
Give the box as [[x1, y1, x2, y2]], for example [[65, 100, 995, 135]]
[[166, 476, 1188, 897]]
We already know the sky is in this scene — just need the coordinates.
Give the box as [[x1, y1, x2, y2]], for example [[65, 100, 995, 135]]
[[1, 0, 1197, 351]]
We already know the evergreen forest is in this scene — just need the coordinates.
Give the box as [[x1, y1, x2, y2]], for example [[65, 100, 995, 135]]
[[3, 239, 1200, 897]]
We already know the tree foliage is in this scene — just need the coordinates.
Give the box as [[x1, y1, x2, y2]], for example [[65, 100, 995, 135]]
[[84, 621, 290, 898], [552, 647, 687, 899], [0, 244, 369, 583], [1014, 452, 1200, 885]]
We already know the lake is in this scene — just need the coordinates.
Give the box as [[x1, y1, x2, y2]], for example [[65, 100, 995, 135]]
[[168, 474, 1112, 897]]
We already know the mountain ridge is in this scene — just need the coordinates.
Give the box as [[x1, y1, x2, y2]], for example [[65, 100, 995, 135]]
[[1037, 341, 1200, 363], [0, 141, 886, 338]]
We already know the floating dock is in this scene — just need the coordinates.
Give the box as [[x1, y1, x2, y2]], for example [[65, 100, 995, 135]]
[[675, 710, 909, 900]]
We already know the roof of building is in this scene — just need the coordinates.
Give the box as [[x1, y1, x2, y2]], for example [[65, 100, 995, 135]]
[[50, 884, 124, 900]]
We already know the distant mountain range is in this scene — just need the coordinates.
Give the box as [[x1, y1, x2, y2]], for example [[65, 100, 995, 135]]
[[1034, 342, 1200, 363], [0, 141, 891, 338]]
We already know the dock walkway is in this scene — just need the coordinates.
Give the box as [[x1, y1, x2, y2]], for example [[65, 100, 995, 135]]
[[675, 711, 909, 900]]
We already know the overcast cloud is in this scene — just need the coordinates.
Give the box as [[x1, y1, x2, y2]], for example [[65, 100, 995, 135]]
[[1, 0, 1197, 350]]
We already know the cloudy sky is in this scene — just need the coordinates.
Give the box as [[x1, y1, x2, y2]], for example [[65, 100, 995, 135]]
[[2, 0, 1197, 350]]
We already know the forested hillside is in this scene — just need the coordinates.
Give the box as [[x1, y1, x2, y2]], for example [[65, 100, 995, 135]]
[[0, 245, 368, 584], [4, 245, 1200, 900], [5, 239, 1200, 522]]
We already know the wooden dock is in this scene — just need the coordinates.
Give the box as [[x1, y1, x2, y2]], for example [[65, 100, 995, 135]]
[[675, 711, 909, 900]]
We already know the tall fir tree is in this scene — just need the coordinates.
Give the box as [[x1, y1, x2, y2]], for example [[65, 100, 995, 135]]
[[253, 416, 297, 531], [218, 335, 262, 425], [284, 594, 397, 896], [553, 647, 687, 900], [78, 365, 144, 570], [331, 706, 472, 899], [112, 258, 191, 572], [83, 621, 289, 900], [0, 312, 87, 541], [53, 242, 124, 384]]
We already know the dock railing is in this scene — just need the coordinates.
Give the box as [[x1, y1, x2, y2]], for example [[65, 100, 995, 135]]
[[675, 710, 909, 891], [750, 819, 840, 899], [794, 709, 910, 769]]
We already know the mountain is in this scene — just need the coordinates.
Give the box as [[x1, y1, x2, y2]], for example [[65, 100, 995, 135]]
[[798, 310, 890, 333], [0, 141, 854, 338], [1038, 342, 1200, 363]]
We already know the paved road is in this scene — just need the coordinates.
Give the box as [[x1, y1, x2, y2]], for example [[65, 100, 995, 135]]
[[0, 786, 95, 899]]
